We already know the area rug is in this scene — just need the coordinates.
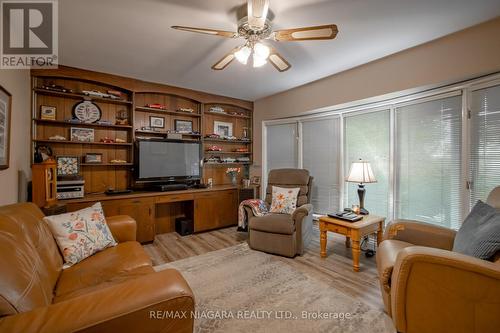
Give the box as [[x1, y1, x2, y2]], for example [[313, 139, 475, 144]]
[[155, 243, 395, 333]]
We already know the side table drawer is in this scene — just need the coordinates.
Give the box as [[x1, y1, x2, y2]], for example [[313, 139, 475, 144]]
[[326, 224, 348, 235]]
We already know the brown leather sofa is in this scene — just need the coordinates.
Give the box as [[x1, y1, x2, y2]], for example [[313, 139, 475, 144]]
[[247, 169, 313, 257], [0, 203, 194, 333], [377, 187, 500, 333]]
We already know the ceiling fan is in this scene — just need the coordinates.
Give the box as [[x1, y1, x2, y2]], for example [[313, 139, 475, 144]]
[[172, 0, 338, 72]]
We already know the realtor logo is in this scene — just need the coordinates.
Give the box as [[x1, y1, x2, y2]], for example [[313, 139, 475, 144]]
[[1, 0, 58, 68]]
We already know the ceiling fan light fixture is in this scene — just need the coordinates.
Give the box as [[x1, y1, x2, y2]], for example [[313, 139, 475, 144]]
[[254, 42, 270, 60], [234, 46, 251, 64], [253, 53, 267, 68]]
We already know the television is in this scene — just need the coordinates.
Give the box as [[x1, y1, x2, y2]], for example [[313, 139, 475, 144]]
[[135, 140, 201, 183]]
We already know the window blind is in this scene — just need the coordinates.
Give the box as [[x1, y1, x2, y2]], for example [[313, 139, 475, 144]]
[[470, 84, 500, 205], [395, 95, 462, 229], [344, 110, 390, 217], [266, 123, 298, 172], [302, 117, 341, 213]]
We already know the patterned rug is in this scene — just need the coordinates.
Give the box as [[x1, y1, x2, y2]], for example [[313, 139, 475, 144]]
[[155, 243, 395, 333]]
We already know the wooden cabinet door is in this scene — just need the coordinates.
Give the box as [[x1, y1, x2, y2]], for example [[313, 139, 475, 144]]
[[102, 198, 155, 243], [194, 192, 217, 232], [217, 190, 238, 228], [194, 190, 238, 232]]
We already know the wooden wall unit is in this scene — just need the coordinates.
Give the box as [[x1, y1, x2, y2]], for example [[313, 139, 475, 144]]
[[65, 186, 238, 243], [31, 66, 254, 193]]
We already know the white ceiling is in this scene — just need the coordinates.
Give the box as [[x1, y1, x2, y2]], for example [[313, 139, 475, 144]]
[[59, 0, 500, 101]]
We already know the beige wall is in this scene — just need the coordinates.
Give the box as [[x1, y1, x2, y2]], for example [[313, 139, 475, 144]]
[[253, 17, 500, 178], [0, 70, 31, 205]]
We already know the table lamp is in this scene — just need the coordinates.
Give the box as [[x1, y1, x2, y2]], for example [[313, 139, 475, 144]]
[[346, 159, 377, 215]]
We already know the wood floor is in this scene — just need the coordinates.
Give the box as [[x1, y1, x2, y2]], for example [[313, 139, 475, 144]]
[[143, 222, 384, 311]]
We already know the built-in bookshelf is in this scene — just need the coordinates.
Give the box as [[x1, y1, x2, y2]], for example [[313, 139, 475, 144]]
[[31, 67, 254, 191]]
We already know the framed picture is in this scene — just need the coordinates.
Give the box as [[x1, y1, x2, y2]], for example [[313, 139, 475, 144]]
[[85, 153, 103, 164], [0, 85, 12, 170], [71, 127, 95, 142], [214, 121, 233, 138], [174, 119, 193, 133], [56, 156, 80, 178], [150, 116, 165, 128], [40, 105, 56, 120], [251, 176, 261, 185]]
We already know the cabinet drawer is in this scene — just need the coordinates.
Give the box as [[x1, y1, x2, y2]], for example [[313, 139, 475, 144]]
[[156, 193, 194, 203]]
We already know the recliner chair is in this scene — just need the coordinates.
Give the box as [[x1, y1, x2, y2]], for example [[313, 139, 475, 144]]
[[377, 186, 500, 333], [246, 169, 313, 257]]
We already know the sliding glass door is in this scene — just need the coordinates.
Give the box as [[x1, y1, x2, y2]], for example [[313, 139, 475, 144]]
[[266, 122, 298, 171], [344, 110, 390, 217], [470, 84, 500, 205], [395, 94, 462, 229], [302, 117, 341, 213]]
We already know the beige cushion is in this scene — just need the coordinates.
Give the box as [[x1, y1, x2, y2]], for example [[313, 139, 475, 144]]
[[44, 203, 117, 267], [270, 186, 300, 214], [249, 214, 295, 235], [265, 169, 311, 207]]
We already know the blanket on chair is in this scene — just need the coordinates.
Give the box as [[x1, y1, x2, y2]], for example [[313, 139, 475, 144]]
[[238, 199, 268, 231]]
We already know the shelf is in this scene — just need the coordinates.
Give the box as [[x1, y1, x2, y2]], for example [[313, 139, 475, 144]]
[[81, 163, 133, 166], [203, 138, 252, 144], [205, 151, 251, 155], [33, 139, 133, 146], [135, 130, 201, 137], [203, 111, 250, 119], [33, 119, 133, 129], [135, 106, 202, 117], [204, 162, 251, 166], [33, 88, 133, 105]]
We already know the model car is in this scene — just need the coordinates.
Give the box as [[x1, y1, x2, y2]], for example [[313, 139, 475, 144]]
[[145, 103, 167, 110], [42, 84, 73, 93], [100, 137, 114, 143], [207, 145, 223, 151]]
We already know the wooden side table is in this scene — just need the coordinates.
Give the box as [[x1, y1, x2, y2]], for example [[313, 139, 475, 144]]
[[319, 214, 385, 272]]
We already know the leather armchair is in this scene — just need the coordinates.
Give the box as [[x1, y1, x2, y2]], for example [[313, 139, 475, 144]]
[[247, 169, 313, 257], [0, 203, 194, 333], [377, 187, 500, 333]]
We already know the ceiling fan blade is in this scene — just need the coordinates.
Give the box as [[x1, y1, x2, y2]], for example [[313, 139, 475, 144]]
[[171, 26, 237, 38], [273, 24, 338, 41], [268, 50, 291, 72], [247, 0, 270, 30], [211, 47, 240, 70]]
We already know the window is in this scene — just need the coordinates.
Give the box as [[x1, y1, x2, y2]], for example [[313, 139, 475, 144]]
[[262, 74, 500, 229], [266, 122, 298, 171], [470, 84, 500, 205], [302, 117, 341, 213], [395, 95, 462, 229], [344, 110, 390, 217]]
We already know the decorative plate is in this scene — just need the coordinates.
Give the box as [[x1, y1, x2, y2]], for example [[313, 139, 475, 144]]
[[73, 101, 101, 123]]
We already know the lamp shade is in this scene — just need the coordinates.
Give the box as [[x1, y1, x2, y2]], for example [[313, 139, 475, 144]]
[[346, 160, 377, 184]]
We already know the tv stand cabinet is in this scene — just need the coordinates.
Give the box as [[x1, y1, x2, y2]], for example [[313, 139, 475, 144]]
[[64, 185, 238, 243]]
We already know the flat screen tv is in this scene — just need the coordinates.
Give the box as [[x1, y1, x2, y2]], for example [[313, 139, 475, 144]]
[[135, 140, 201, 182]]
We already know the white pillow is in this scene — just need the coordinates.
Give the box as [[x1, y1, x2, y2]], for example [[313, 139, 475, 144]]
[[44, 202, 117, 267], [270, 186, 300, 214]]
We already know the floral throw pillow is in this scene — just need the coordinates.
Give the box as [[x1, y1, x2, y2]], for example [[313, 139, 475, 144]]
[[44, 202, 117, 267], [270, 186, 301, 214]]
